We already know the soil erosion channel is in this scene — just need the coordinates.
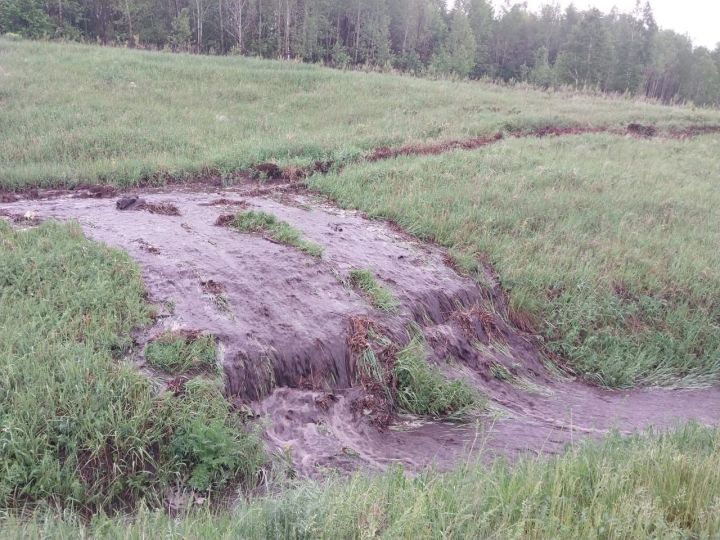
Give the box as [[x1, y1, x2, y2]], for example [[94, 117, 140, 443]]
[[3, 184, 718, 477]]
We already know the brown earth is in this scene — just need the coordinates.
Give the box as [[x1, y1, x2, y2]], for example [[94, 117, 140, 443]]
[[2, 183, 718, 478]]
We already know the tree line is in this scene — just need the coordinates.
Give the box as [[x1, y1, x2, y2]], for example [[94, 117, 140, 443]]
[[2, 0, 719, 106]]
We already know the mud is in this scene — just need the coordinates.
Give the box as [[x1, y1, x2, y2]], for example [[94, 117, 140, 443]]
[[3, 183, 718, 478]]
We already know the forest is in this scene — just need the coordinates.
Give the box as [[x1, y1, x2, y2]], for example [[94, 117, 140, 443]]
[[2, 0, 719, 105]]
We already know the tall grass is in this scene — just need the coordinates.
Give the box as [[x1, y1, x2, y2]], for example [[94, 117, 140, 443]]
[[312, 133, 720, 387], [2, 424, 719, 538], [2, 39, 720, 189], [0, 221, 265, 511]]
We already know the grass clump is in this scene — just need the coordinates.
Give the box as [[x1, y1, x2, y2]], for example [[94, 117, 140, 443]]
[[349, 268, 398, 312], [4, 424, 720, 538], [164, 377, 265, 492], [144, 332, 217, 374], [229, 210, 323, 257], [313, 133, 720, 388], [0, 221, 264, 511], [394, 335, 478, 418]]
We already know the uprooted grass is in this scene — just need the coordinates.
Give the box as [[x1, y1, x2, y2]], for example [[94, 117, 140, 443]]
[[228, 210, 323, 257], [4, 424, 720, 538], [312, 133, 720, 388], [144, 331, 218, 374], [353, 325, 478, 421], [0, 221, 265, 511], [3, 39, 720, 190], [348, 269, 398, 312]]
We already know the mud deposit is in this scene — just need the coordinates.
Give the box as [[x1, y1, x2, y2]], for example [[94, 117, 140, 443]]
[[3, 185, 718, 477]]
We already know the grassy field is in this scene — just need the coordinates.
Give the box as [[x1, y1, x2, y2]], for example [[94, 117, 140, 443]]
[[313, 134, 720, 387], [2, 38, 720, 536], [3, 425, 719, 538], [2, 38, 720, 189]]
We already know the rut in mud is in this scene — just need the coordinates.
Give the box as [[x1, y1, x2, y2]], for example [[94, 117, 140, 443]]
[[3, 183, 719, 477]]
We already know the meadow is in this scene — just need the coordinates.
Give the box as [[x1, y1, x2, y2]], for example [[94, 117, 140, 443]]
[[313, 134, 720, 387], [2, 39, 720, 189], [1, 37, 720, 537]]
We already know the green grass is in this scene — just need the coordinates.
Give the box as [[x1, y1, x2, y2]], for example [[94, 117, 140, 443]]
[[3, 37, 720, 535], [229, 210, 323, 257], [394, 335, 478, 418], [348, 269, 398, 312], [144, 332, 218, 374], [2, 39, 720, 189], [3, 424, 719, 538], [312, 134, 720, 388], [0, 221, 265, 511]]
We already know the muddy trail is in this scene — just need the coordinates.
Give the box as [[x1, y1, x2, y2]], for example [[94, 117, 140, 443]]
[[3, 184, 718, 477]]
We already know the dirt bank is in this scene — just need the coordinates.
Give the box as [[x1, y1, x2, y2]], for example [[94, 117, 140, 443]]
[[2, 184, 718, 477]]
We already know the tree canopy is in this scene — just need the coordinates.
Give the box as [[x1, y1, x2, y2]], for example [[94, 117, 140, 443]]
[[2, 0, 718, 106]]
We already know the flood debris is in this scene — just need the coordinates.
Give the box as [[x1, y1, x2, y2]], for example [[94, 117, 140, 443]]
[[201, 198, 248, 208], [116, 196, 143, 210], [136, 239, 161, 254], [116, 196, 180, 215], [627, 123, 658, 137], [253, 162, 284, 180]]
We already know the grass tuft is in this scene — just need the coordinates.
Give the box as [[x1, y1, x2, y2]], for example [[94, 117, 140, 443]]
[[348, 268, 398, 312], [144, 332, 218, 374], [394, 334, 479, 418], [229, 211, 323, 257]]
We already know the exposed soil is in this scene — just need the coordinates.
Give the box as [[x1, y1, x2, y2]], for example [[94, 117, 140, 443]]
[[3, 183, 718, 478], [367, 123, 720, 161]]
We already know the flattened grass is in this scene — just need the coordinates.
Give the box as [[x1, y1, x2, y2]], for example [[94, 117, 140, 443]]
[[348, 268, 398, 312], [2, 39, 720, 189], [230, 210, 323, 257], [312, 134, 720, 387], [0, 221, 264, 511]]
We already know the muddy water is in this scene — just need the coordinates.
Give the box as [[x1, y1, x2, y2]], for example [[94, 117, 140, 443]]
[[3, 184, 719, 477]]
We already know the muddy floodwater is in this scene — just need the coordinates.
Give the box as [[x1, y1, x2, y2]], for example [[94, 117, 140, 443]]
[[3, 182, 719, 477]]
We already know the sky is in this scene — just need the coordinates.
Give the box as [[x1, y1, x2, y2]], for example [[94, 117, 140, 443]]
[[448, 1, 720, 50]]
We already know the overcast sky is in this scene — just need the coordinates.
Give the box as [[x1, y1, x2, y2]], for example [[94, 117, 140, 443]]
[[448, 1, 720, 50]]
